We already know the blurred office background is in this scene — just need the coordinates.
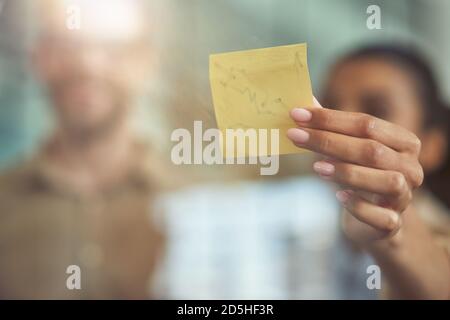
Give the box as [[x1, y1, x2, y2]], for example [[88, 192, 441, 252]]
[[0, 0, 449, 299]]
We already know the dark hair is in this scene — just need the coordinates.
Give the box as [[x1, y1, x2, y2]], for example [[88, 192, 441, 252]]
[[339, 44, 450, 209], [339, 44, 449, 130]]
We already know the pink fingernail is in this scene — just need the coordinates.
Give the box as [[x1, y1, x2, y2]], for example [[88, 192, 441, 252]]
[[290, 108, 312, 122], [286, 128, 310, 144], [313, 161, 335, 176], [336, 190, 351, 203]]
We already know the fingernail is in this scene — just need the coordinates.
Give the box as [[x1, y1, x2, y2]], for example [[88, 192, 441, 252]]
[[336, 190, 351, 203], [290, 108, 312, 122], [286, 128, 310, 144], [313, 161, 335, 176]]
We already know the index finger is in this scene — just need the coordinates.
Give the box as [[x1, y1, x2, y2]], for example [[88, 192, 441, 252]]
[[290, 107, 421, 155]]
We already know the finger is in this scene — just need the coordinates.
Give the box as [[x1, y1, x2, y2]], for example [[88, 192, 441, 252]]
[[354, 190, 385, 207], [313, 160, 412, 212], [287, 127, 424, 188], [290, 107, 421, 155], [287, 127, 398, 170], [336, 190, 401, 233], [342, 210, 393, 243], [342, 190, 390, 208]]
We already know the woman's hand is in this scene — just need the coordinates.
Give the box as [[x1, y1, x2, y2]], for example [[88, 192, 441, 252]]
[[287, 99, 424, 246]]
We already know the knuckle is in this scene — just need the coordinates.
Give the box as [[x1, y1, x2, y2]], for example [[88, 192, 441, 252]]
[[405, 189, 413, 205], [318, 132, 332, 153], [400, 156, 424, 189], [340, 165, 356, 185], [410, 135, 422, 154], [365, 141, 385, 166], [360, 114, 377, 139], [320, 109, 333, 128], [392, 189, 412, 213], [412, 165, 424, 188], [385, 213, 400, 232], [389, 172, 407, 196]]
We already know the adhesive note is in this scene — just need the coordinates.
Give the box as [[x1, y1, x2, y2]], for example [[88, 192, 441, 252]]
[[209, 43, 313, 158]]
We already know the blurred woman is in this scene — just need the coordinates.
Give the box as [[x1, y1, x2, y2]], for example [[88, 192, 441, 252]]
[[287, 44, 450, 299]]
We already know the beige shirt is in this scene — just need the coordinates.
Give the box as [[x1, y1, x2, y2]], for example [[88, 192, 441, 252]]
[[0, 142, 168, 299]]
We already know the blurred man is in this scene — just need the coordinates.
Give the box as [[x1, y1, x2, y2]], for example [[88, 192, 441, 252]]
[[0, 0, 168, 298]]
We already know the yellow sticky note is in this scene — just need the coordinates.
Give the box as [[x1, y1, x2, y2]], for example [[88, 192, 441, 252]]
[[209, 43, 313, 157]]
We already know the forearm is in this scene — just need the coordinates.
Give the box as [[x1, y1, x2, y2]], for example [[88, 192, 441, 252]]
[[367, 207, 450, 299]]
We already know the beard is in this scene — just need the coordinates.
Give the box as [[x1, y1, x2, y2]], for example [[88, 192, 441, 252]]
[[50, 76, 131, 142]]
